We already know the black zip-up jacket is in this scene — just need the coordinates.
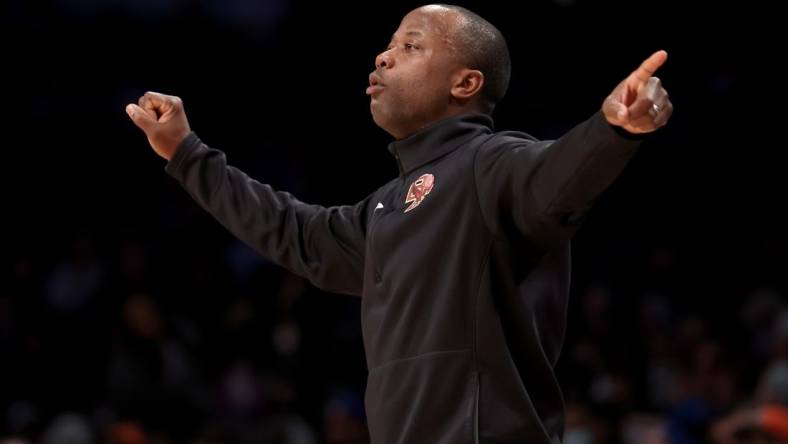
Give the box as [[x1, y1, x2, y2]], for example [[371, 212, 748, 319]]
[[164, 110, 643, 444]]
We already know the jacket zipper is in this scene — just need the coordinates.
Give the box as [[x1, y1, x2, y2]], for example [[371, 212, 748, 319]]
[[367, 209, 385, 283], [368, 177, 405, 283], [474, 372, 480, 444]]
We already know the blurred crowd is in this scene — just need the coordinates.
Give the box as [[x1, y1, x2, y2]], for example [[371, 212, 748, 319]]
[[2, 230, 369, 444], [3, 227, 788, 444]]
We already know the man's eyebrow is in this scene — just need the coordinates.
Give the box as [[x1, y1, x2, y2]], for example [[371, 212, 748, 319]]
[[390, 31, 424, 41]]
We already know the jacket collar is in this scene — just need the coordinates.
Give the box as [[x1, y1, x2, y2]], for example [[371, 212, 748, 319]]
[[387, 112, 493, 177]]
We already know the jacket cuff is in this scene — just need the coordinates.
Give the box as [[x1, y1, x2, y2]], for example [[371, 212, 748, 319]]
[[165, 132, 202, 176], [592, 110, 649, 141]]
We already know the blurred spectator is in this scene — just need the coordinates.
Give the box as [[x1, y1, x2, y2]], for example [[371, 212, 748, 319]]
[[41, 413, 93, 444], [103, 421, 149, 444], [323, 389, 367, 444], [46, 236, 103, 313], [712, 404, 788, 444], [106, 293, 205, 441]]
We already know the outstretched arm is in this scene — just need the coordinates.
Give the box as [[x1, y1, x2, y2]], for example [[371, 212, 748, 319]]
[[475, 51, 673, 244], [126, 92, 369, 296]]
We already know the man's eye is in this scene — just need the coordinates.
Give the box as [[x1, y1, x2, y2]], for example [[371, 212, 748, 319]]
[[404, 43, 415, 50]]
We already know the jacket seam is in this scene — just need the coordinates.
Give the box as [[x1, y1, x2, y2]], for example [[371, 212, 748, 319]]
[[471, 135, 501, 239], [368, 348, 471, 374], [470, 140, 496, 376]]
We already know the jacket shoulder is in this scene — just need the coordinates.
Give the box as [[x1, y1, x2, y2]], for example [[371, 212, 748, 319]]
[[473, 130, 545, 163]]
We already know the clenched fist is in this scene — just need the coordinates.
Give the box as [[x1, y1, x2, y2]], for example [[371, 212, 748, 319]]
[[126, 92, 191, 161]]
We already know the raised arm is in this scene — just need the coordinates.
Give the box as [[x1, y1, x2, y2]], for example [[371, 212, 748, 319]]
[[474, 51, 673, 244], [126, 92, 369, 296]]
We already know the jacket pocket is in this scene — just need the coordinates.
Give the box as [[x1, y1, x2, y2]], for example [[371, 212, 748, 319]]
[[365, 349, 476, 444]]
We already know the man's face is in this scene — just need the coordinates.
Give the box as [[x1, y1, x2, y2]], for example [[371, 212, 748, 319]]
[[368, 6, 463, 139]]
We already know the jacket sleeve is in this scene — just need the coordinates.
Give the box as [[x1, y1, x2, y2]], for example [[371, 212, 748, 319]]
[[474, 110, 644, 244], [164, 132, 370, 296]]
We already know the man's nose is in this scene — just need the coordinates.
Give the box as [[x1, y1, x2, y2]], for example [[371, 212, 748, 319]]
[[375, 51, 393, 69]]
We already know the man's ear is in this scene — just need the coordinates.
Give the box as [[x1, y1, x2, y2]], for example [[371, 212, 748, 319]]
[[450, 68, 484, 101]]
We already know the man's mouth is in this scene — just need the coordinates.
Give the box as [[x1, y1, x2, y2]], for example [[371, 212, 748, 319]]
[[367, 73, 385, 96]]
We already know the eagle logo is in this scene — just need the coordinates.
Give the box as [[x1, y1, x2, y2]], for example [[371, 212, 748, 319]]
[[404, 173, 435, 213]]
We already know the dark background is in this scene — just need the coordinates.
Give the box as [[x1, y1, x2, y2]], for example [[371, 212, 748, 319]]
[[1, 1, 786, 443]]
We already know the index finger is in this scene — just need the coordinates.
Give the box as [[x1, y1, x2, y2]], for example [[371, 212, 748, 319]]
[[632, 50, 668, 82], [140, 91, 170, 107]]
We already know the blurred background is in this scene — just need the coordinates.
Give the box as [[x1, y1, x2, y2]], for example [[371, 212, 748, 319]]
[[1, 0, 785, 443]]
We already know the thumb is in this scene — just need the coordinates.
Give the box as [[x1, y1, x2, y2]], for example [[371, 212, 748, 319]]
[[613, 100, 628, 120], [605, 97, 630, 125], [126, 104, 156, 133]]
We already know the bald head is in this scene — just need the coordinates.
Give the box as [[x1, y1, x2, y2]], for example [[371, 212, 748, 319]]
[[368, 4, 511, 138], [427, 4, 511, 114]]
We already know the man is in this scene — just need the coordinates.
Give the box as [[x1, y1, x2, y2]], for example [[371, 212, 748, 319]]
[[126, 4, 672, 443]]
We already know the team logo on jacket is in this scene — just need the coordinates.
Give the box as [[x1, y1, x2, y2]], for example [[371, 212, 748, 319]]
[[404, 173, 435, 213]]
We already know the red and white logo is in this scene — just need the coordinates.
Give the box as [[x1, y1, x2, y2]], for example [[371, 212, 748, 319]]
[[404, 173, 435, 213]]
